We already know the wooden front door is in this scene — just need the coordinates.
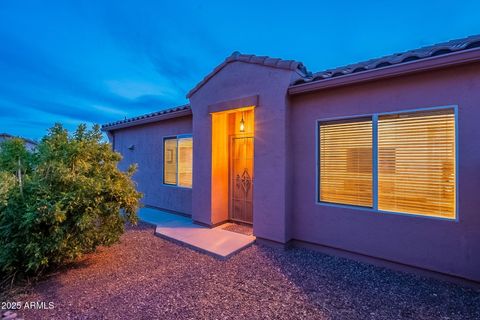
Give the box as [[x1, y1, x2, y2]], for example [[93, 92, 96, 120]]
[[230, 136, 254, 224]]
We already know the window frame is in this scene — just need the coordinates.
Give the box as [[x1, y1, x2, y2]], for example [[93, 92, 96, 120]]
[[162, 133, 193, 189], [315, 105, 458, 221], [318, 116, 374, 208]]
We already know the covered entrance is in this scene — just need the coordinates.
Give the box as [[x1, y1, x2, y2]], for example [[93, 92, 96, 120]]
[[211, 106, 255, 225]]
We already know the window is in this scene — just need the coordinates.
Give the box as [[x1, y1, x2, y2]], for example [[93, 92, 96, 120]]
[[378, 109, 455, 218], [318, 107, 456, 219], [163, 135, 193, 188], [319, 118, 373, 207], [177, 137, 193, 187], [164, 138, 178, 185]]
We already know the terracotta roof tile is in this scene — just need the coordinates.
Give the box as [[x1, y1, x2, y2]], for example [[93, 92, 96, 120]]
[[263, 57, 281, 67], [101, 104, 191, 130], [294, 34, 480, 85]]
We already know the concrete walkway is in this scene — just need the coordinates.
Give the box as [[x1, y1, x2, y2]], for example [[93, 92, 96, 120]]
[[138, 207, 256, 259]]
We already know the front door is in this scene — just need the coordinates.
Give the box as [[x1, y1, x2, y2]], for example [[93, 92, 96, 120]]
[[230, 136, 254, 224]]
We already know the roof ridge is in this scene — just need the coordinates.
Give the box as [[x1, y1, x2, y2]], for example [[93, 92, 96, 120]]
[[187, 51, 308, 98], [294, 34, 480, 85]]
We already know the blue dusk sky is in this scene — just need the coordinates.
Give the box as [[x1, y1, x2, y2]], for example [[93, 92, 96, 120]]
[[0, 0, 479, 140]]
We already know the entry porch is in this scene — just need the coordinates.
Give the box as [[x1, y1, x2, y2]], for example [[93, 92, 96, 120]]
[[139, 207, 255, 258]]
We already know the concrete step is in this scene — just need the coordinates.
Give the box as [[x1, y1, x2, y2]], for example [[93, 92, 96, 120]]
[[138, 207, 256, 259]]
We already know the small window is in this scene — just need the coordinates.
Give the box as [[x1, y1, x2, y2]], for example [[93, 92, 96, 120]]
[[177, 137, 193, 187], [163, 135, 193, 188], [164, 138, 178, 185], [319, 118, 373, 207]]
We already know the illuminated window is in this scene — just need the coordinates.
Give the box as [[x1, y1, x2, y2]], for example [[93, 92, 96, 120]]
[[378, 109, 455, 219], [163, 135, 193, 188], [318, 107, 456, 219], [164, 138, 177, 185], [319, 118, 373, 207]]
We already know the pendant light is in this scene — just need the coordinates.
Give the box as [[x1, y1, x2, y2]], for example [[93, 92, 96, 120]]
[[239, 112, 245, 132]]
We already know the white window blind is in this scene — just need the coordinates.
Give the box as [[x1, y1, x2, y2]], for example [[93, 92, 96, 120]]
[[378, 109, 455, 218], [164, 138, 177, 185], [178, 137, 193, 187], [319, 118, 373, 207]]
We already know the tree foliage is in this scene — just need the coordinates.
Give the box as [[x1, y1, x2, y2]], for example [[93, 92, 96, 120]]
[[0, 124, 142, 277]]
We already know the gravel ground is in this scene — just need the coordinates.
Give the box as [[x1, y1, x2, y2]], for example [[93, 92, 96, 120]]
[[7, 222, 480, 320]]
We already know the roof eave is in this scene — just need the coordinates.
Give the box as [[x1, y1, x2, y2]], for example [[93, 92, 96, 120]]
[[101, 108, 192, 132], [288, 47, 480, 95]]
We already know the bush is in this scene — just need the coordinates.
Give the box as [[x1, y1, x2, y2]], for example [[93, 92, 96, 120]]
[[0, 172, 16, 208], [0, 124, 142, 277]]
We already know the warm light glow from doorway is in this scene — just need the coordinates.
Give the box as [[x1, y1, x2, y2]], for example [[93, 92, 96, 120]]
[[210, 106, 254, 224]]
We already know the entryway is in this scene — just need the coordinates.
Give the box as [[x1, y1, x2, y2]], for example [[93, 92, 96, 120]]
[[211, 106, 255, 227]]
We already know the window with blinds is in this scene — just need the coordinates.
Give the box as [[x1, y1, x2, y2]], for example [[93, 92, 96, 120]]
[[317, 107, 456, 219], [378, 109, 455, 218], [163, 136, 193, 188], [319, 118, 373, 207], [178, 137, 193, 187], [164, 138, 177, 185]]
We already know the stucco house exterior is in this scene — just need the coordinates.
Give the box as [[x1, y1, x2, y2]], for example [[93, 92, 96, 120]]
[[102, 35, 480, 282]]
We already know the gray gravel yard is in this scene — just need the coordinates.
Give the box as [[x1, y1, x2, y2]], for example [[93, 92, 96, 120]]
[[8, 222, 480, 320]]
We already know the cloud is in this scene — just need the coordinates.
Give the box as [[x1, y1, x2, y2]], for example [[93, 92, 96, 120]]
[[0, 1, 228, 139], [90, 0, 224, 95], [0, 30, 180, 128], [0, 84, 177, 125], [3, 0, 478, 141]]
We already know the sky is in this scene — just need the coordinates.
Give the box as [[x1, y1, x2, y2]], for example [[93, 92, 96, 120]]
[[0, 0, 479, 140]]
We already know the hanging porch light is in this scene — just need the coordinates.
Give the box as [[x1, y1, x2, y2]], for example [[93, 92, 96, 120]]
[[239, 112, 245, 132]]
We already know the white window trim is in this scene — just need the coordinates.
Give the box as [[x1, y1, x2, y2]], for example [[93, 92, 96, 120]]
[[315, 105, 459, 222]]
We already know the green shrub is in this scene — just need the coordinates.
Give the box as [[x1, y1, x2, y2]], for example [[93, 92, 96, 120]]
[[0, 172, 16, 208], [0, 124, 142, 277]]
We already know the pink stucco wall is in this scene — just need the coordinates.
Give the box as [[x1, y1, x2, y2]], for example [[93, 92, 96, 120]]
[[112, 115, 193, 215], [289, 63, 480, 281]]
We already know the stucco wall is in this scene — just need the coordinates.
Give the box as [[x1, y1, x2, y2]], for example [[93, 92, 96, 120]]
[[289, 63, 480, 281], [189, 61, 301, 242], [112, 115, 193, 215]]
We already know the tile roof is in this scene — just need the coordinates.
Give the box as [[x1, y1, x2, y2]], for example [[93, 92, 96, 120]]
[[103, 34, 480, 131], [186, 51, 308, 98], [101, 104, 191, 131], [293, 34, 480, 85]]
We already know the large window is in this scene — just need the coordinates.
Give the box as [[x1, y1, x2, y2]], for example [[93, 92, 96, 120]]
[[318, 107, 456, 219], [164, 135, 193, 188]]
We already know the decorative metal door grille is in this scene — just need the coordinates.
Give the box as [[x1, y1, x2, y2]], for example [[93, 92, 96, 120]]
[[230, 136, 254, 224]]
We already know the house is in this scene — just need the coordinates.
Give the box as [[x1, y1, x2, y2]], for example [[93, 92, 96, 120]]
[[102, 34, 480, 282], [0, 133, 38, 151]]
